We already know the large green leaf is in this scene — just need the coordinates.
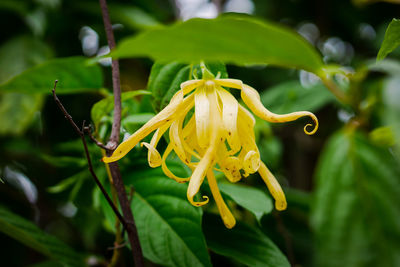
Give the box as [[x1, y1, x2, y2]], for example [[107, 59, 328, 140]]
[[219, 183, 273, 222], [0, 57, 103, 94], [0, 36, 53, 83], [0, 93, 43, 135], [377, 19, 400, 61], [261, 80, 335, 114], [311, 130, 400, 267], [122, 166, 211, 267], [0, 36, 51, 135], [0, 206, 85, 267], [203, 213, 290, 267], [113, 16, 324, 73]]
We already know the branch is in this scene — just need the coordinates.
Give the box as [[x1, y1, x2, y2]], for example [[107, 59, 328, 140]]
[[52, 81, 127, 230], [99, 0, 144, 266], [84, 124, 109, 151], [99, 0, 121, 150]]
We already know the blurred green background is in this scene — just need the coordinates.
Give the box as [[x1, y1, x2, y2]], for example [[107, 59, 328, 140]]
[[0, 0, 400, 266]]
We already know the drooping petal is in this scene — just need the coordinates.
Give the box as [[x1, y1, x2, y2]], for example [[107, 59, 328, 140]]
[[103, 90, 190, 163], [215, 78, 243, 90], [237, 106, 260, 176], [241, 84, 318, 135], [217, 88, 241, 153], [219, 154, 242, 183], [170, 120, 191, 165], [258, 162, 287, 211], [143, 122, 171, 167], [238, 104, 256, 127], [180, 79, 204, 95], [141, 142, 161, 167], [187, 145, 215, 206], [194, 86, 210, 148], [169, 98, 195, 165], [161, 143, 191, 183], [187, 90, 223, 206], [243, 150, 261, 174], [181, 116, 202, 160], [207, 170, 236, 229]]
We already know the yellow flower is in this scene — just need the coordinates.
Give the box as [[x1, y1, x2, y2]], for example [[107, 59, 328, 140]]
[[103, 65, 318, 228]]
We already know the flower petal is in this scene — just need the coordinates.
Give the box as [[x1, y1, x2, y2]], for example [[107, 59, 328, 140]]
[[161, 143, 191, 183], [187, 145, 214, 206], [241, 84, 318, 135], [215, 78, 243, 90], [258, 162, 287, 211], [219, 155, 242, 183], [103, 92, 193, 163], [195, 86, 210, 148], [187, 90, 223, 206], [181, 79, 204, 95], [207, 170, 236, 229], [142, 122, 171, 167], [217, 88, 241, 153], [141, 142, 162, 167]]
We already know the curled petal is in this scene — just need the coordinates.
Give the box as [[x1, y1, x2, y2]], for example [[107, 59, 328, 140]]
[[187, 145, 214, 206], [161, 143, 191, 183], [217, 88, 241, 153], [188, 90, 223, 207], [243, 150, 261, 174], [220, 156, 242, 183], [103, 92, 190, 163], [141, 142, 162, 168], [207, 170, 236, 229], [215, 78, 243, 90], [144, 123, 171, 167], [258, 162, 287, 211], [195, 86, 210, 148], [241, 84, 318, 135]]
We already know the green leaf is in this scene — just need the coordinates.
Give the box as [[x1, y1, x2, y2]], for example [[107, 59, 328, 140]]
[[107, 4, 161, 30], [261, 80, 335, 114], [91, 90, 151, 128], [377, 19, 400, 61], [203, 213, 290, 267], [113, 16, 323, 73], [0, 36, 51, 135], [47, 170, 87, 194], [0, 206, 85, 267], [219, 183, 273, 222], [123, 166, 212, 267], [0, 93, 43, 135], [0, 57, 103, 94], [0, 36, 53, 83], [311, 130, 400, 267]]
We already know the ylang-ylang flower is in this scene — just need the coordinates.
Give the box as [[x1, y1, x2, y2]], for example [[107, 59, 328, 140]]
[[103, 64, 318, 228]]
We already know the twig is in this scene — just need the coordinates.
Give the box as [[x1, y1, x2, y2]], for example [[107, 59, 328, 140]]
[[84, 125, 109, 151], [99, 0, 144, 266], [52, 81, 127, 230]]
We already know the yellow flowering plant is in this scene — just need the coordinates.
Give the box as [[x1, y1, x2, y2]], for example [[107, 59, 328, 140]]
[[103, 63, 318, 228]]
